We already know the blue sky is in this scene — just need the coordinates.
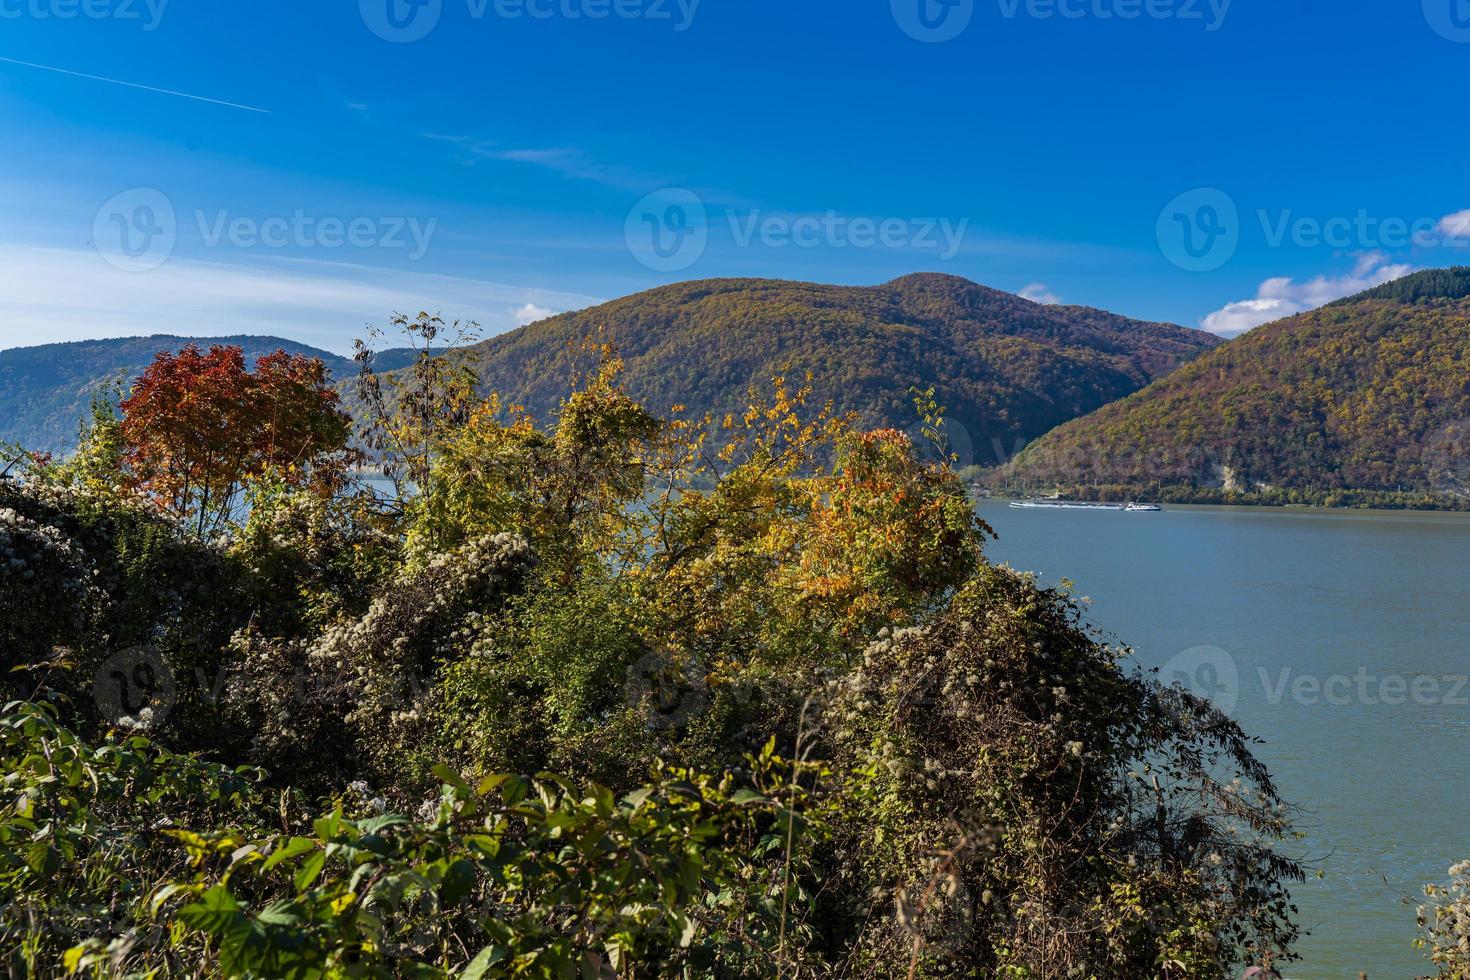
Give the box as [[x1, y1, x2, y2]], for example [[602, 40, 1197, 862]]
[[2, 0, 1469, 353]]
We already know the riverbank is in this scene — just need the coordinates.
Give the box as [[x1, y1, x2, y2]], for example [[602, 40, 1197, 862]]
[[982, 482, 1470, 512]]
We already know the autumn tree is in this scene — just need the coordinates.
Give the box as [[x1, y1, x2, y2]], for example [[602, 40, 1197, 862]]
[[120, 344, 352, 537]]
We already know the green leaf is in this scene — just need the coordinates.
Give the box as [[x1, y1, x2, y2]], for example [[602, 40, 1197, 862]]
[[24, 841, 58, 877], [432, 764, 468, 790], [440, 858, 477, 905], [460, 945, 507, 980], [177, 885, 246, 937], [501, 775, 530, 807], [294, 849, 327, 891], [262, 836, 317, 872]]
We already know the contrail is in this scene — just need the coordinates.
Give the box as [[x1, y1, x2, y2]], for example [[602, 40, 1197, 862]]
[[0, 56, 271, 114]]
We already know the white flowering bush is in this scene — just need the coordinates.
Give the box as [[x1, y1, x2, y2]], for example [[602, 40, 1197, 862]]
[[230, 480, 400, 637], [822, 564, 1302, 979], [1421, 860, 1470, 977], [0, 501, 104, 679], [0, 482, 251, 740], [221, 532, 536, 792]]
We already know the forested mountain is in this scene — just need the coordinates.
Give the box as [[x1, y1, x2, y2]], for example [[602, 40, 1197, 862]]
[[0, 336, 414, 454], [1007, 268, 1470, 503], [426, 274, 1218, 467]]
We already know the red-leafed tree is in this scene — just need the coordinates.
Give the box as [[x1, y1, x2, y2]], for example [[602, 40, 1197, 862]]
[[120, 345, 353, 537]]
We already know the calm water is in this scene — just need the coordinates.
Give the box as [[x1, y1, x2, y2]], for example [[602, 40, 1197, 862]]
[[979, 502, 1470, 979]]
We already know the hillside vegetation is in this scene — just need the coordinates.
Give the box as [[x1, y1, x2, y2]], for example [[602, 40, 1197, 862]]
[[405, 274, 1219, 467], [1007, 268, 1470, 505]]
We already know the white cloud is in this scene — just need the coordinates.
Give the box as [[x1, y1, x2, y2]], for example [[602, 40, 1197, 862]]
[[1200, 253, 1415, 338], [514, 303, 555, 325], [1019, 282, 1062, 305], [1438, 209, 1470, 243], [0, 246, 600, 355], [422, 134, 659, 191]]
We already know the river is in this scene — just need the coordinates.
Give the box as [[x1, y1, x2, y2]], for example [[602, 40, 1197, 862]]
[[978, 502, 1470, 978]]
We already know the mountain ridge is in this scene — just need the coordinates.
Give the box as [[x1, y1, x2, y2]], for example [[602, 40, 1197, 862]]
[[443, 274, 1220, 468], [1006, 267, 1470, 504], [1, 275, 1221, 461]]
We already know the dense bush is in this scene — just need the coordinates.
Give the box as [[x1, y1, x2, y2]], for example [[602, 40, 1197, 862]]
[[821, 568, 1299, 976], [0, 331, 1322, 978]]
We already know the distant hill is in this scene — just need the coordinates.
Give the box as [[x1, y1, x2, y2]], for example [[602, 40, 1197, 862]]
[[0, 336, 414, 455], [437, 275, 1219, 468], [1007, 268, 1470, 504], [3, 276, 1219, 464]]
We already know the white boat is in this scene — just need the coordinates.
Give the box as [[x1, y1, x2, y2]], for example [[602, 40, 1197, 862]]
[[1009, 499, 1162, 512]]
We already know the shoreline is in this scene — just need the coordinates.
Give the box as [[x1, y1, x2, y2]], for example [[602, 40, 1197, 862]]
[[979, 493, 1470, 520]]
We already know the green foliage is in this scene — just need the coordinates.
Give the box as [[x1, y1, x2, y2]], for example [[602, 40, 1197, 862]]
[[1, 326, 1309, 978], [1335, 266, 1470, 306], [0, 701, 263, 976], [231, 478, 400, 638]]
